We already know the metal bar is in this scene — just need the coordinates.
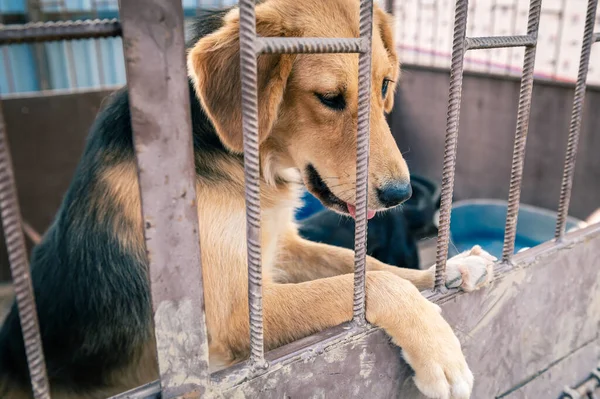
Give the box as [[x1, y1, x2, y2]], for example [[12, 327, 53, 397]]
[[554, 0, 599, 239], [352, 0, 374, 324], [501, 0, 542, 263], [238, 0, 267, 370], [433, 0, 469, 291], [64, 41, 78, 88], [119, 0, 209, 397], [90, 0, 106, 87], [26, 0, 52, 91], [465, 34, 536, 50], [1, 47, 16, 93], [594, 32, 600, 42], [108, 380, 161, 399], [0, 19, 122, 45], [256, 37, 367, 54], [507, 0, 520, 74], [0, 102, 51, 398], [552, 0, 568, 78]]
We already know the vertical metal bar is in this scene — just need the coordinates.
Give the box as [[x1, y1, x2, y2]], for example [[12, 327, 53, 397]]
[[555, 0, 599, 239], [433, 0, 468, 291], [1, 47, 16, 93], [64, 42, 78, 88], [91, 0, 106, 87], [501, 0, 542, 263], [119, 0, 209, 396], [238, 0, 267, 369], [0, 102, 51, 398], [487, 0, 497, 72], [553, 0, 569, 79], [506, 0, 519, 74], [27, 0, 51, 91], [352, 0, 373, 324], [385, 0, 394, 14]]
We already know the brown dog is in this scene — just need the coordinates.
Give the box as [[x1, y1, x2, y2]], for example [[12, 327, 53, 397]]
[[0, 1, 494, 398]]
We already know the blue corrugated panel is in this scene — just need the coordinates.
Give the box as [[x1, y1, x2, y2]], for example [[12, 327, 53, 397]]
[[0, 0, 25, 13], [0, 1, 236, 94], [0, 44, 39, 94]]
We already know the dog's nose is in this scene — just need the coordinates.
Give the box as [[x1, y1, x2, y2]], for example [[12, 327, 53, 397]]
[[377, 181, 412, 208]]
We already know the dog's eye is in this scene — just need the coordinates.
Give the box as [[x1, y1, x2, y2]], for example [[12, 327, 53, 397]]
[[315, 93, 346, 111], [382, 78, 391, 98]]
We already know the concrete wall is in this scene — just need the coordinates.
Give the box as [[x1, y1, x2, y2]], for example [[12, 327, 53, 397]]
[[392, 65, 600, 221]]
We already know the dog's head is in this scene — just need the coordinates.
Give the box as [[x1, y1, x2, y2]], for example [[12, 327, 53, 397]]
[[188, 0, 409, 218]]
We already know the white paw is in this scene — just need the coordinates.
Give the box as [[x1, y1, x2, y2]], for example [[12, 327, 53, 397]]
[[445, 245, 495, 292], [402, 321, 474, 399]]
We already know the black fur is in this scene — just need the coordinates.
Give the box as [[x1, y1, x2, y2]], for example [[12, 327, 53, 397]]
[[298, 208, 420, 269], [0, 9, 234, 395]]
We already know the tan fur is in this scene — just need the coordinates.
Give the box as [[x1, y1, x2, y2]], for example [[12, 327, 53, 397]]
[[187, 2, 492, 398], [20, 2, 492, 398]]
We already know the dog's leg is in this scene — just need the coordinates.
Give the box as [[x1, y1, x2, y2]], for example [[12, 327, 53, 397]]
[[226, 271, 473, 398], [277, 231, 495, 291]]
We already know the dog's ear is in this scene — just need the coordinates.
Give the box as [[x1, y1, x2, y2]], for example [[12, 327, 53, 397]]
[[188, 5, 296, 152], [375, 7, 400, 113]]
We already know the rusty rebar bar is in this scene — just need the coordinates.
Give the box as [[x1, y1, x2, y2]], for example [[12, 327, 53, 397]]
[[434, 0, 469, 291], [555, 0, 599, 239], [0, 19, 122, 45], [0, 101, 50, 398], [501, 0, 542, 263], [352, 0, 374, 324], [257, 37, 367, 54], [465, 34, 536, 50], [238, 0, 267, 370]]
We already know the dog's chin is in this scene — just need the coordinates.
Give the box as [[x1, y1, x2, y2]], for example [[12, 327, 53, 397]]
[[303, 163, 377, 220]]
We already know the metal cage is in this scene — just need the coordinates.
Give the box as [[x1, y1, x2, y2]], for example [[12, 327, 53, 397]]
[[0, 0, 599, 397]]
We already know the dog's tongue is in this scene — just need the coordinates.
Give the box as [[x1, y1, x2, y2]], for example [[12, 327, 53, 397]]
[[347, 203, 376, 220]]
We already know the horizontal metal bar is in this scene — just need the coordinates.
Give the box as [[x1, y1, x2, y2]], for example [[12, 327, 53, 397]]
[[0, 19, 121, 45], [465, 34, 536, 50], [108, 380, 161, 399], [256, 37, 367, 54]]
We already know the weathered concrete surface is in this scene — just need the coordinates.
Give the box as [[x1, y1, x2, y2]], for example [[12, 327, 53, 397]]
[[212, 226, 600, 398]]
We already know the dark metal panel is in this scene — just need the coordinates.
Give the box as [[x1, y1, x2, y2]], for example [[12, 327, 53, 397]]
[[119, 0, 209, 396], [392, 66, 600, 221], [0, 89, 117, 282], [0, 101, 50, 397]]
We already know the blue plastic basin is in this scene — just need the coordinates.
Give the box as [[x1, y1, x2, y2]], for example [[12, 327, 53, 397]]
[[446, 199, 585, 258]]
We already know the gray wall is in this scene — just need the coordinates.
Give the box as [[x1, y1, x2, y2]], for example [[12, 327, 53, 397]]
[[392, 65, 600, 220]]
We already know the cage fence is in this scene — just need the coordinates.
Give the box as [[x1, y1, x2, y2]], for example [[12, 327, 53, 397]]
[[1, 0, 599, 94], [0, 0, 599, 398]]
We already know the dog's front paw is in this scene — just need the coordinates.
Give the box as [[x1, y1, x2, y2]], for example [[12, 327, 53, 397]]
[[402, 313, 474, 399], [445, 245, 495, 292]]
